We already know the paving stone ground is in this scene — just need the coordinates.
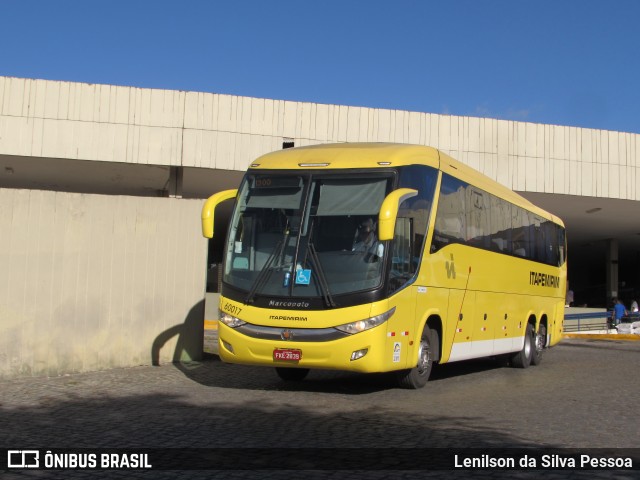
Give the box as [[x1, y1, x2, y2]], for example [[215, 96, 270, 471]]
[[1, 338, 639, 479]]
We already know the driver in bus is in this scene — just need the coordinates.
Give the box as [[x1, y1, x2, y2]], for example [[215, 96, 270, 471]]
[[353, 218, 384, 261]]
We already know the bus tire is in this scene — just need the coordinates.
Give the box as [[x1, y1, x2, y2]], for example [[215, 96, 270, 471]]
[[510, 323, 534, 368], [395, 325, 434, 389], [275, 367, 310, 382], [531, 323, 546, 366]]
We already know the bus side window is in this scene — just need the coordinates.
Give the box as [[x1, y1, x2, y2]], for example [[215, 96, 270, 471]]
[[557, 227, 566, 266], [432, 175, 467, 252], [389, 217, 413, 293], [466, 187, 490, 249], [393, 165, 437, 289], [490, 196, 511, 254], [511, 207, 529, 257]]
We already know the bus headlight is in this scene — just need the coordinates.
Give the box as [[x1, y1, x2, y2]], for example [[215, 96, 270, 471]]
[[218, 310, 247, 328], [335, 307, 396, 334]]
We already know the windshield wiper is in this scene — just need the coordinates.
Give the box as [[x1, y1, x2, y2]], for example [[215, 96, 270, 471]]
[[307, 241, 336, 308], [302, 219, 335, 308], [245, 239, 284, 304]]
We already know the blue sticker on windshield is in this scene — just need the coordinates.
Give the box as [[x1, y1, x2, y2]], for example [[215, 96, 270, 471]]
[[295, 269, 312, 285]]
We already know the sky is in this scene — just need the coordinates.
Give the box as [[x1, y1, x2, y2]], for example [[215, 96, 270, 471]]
[[2, 0, 639, 134]]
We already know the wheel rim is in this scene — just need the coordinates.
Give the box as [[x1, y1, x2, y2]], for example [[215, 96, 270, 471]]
[[536, 326, 546, 353], [416, 339, 431, 375]]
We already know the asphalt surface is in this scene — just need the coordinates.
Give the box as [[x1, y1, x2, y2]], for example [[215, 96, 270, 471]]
[[1, 337, 639, 479]]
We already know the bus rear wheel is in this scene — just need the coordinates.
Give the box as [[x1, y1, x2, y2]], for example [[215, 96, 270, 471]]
[[531, 323, 546, 366], [510, 323, 534, 368], [396, 325, 434, 389], [275, 367, 310, 382]]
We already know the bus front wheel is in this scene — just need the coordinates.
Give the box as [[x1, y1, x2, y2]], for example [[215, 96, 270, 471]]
[[275, 367, 310, 382], [510, 323, 534, 368], [396, 325, 434, 389]]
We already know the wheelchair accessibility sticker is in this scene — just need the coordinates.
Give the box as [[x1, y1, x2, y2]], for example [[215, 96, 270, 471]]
[[295, 269, 312, 285], [393, 342, 401, 363]]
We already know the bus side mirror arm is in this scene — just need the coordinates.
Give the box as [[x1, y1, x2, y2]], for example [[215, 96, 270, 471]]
[[378, 188, 418, 241], [202, 189, 238, 238]]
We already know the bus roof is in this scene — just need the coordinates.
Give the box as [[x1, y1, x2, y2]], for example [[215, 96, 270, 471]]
[[252, 142, 440, 169], [250, 143, 564, 227]]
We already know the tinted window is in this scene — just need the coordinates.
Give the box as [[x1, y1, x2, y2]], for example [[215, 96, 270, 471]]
[[432, 175, 467, 250], [431, 173, 565, 267], [489, 196, 512, 253], [466, 186, 490, 250], [390, 165, 438, 293]]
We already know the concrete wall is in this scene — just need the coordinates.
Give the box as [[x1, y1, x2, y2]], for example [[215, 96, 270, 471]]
[[0, 188, 207, 378], [2, 76, 639, 199]]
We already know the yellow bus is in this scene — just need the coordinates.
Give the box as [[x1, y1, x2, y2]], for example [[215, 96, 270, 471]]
[[202, 143, 566, 388]]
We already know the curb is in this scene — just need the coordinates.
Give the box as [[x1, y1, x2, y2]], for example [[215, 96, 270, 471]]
[[563, 333, 640, 341]]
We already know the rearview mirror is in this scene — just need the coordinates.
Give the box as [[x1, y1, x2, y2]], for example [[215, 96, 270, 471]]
[[378, 188, 418, 241], [201, 189, 238, 238]]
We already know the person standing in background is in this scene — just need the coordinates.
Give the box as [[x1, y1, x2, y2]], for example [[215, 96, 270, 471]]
[[565, 287, 574, 307], [612, 298, 627, 327]]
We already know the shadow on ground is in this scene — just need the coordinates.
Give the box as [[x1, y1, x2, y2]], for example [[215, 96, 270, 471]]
[[0, 384, 557, 479], [173, 354, 507, 395], [4, 340, 639, 479]]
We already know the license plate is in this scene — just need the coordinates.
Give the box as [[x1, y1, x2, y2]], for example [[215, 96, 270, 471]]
[[273, 348, 302, 362]]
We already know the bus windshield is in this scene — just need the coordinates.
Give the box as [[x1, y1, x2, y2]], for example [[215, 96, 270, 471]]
[[223, 173, 395, 302]]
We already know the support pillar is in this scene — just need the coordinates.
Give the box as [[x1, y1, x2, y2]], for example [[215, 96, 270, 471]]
[[166, 166, 183, 198], [605, 239, 619, 301]]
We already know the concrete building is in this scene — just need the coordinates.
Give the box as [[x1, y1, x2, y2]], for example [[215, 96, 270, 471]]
[[1, 76, 639, 378]]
